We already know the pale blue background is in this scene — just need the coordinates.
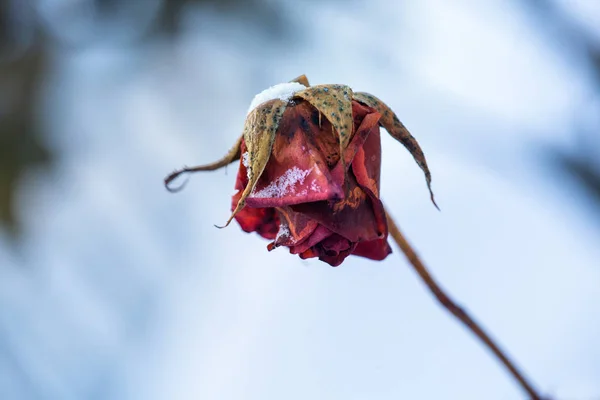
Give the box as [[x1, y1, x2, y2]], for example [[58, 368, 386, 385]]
[[1, 1, 599, 399]]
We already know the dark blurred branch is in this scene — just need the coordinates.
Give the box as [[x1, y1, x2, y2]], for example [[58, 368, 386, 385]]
[[519, 0, 600, 222], [0, 0, 293, 237], [557, 153, 600, 209], [518, 0, 600, 85], [150, 0, 285, 37], [0, 1, 51, 236]]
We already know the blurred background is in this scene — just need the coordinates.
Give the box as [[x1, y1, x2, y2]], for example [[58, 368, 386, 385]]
[[1, 0, 599, 399]]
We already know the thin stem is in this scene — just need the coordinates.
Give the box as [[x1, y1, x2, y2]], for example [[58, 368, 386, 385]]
[[164, 135, 243, 192], [385, 210, 544, 400]]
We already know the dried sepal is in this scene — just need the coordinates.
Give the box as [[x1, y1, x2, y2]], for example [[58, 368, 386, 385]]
[[220, 99, 288, 228], [353, 92, 439, 210], [164, 134, 243, 192], [295, 84, 354, 194], [290, 74, 310, 87], [295, 84, 354, 153]]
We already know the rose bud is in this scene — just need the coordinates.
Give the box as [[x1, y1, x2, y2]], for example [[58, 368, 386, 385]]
[[165, 75, 436, 266]]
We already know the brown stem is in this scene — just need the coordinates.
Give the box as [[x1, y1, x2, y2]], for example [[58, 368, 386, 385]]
[[164, 135, 243, 192], [385, 210, 544, 400]]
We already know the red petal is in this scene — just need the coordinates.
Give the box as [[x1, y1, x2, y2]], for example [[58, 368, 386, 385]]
[[231, 189, 279, 240], [289, 225, 332, 255], [269, 206, 319, 250], [299, 247, 318, 260], [245, 102, 344, 208], [352, 238, 392, 261], [330, 109, 381, 185]]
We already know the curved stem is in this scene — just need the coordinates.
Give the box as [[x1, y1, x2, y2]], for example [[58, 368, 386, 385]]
[[164, 135, 243, 192], [385, 210, 544, 400]]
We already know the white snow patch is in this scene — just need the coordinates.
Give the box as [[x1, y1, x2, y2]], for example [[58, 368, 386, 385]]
[[247, 82, 305, 115], [242, 152, 251, 178], [275, 225, 290, 242], [310, 179, 319, 193], [252, 167, 313, 198]]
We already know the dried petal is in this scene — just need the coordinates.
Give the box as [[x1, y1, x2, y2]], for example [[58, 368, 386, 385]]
[[353, 92, 438, 209], [221, 99, 287, 227]]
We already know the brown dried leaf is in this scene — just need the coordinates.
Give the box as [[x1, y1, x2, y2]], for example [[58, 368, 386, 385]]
[[295, 84, 354, 192], [221, 99, 287, 227], [295, 84, 354, 153], [353, 92, 438, 209]]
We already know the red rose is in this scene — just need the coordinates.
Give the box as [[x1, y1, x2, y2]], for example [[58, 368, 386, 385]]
[[165, 75, 436, 267], [232, 100, 391, 266]]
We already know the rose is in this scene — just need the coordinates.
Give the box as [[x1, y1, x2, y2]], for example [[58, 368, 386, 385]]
[[165, 75, 436, 267], [162, 78, 548, 400], [232, 99, 391, 266]]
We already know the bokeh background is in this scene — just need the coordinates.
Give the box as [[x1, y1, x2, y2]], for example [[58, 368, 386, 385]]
[[1, 0, 599, 399]]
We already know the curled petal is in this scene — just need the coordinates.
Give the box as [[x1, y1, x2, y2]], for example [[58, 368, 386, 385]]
[[317, 235, 356, 267]]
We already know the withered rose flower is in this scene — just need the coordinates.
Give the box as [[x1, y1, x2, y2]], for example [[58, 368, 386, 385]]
[[163, 76, 548, 400], [232, 99, 390, 266], [165, 75, 436, 267]]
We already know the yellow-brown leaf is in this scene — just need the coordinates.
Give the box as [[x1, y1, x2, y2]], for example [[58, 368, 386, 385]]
[[221, 99, 288, 227], [295, 84, 354, 152]]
